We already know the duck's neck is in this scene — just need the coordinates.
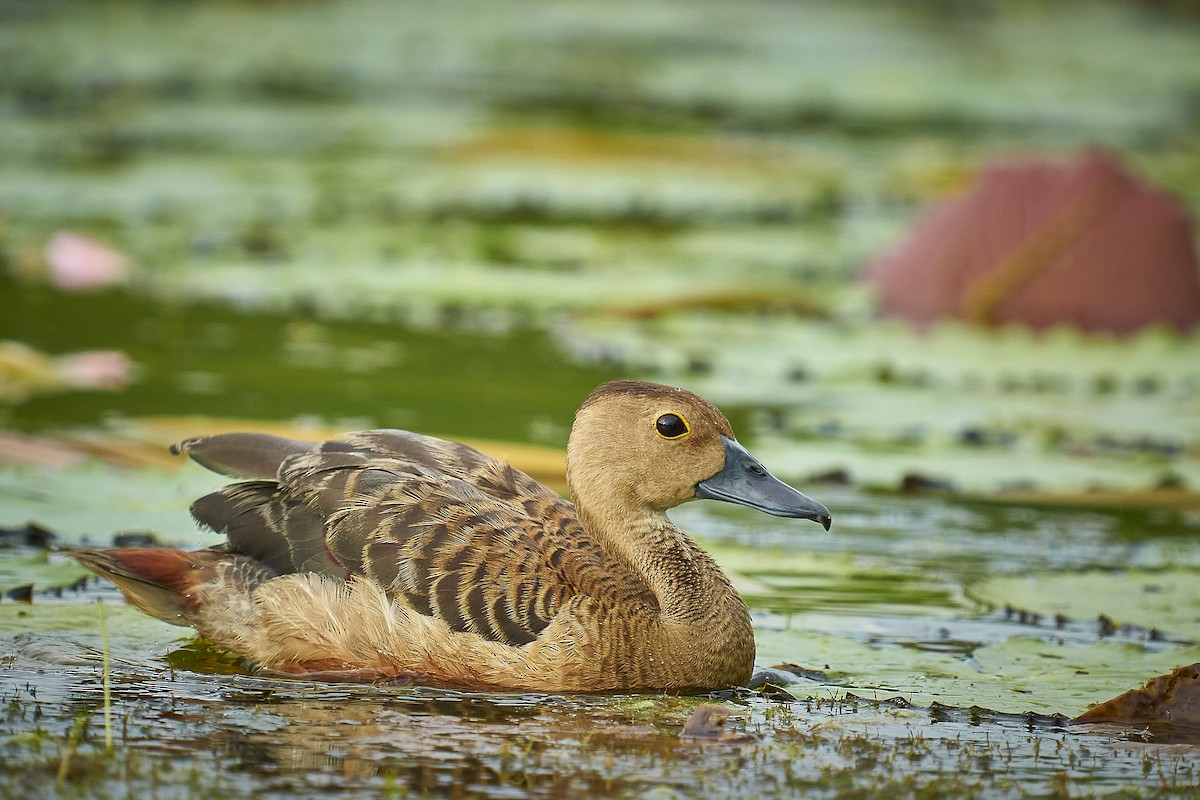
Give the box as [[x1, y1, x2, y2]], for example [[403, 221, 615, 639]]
[[577, 503, 746, 627]]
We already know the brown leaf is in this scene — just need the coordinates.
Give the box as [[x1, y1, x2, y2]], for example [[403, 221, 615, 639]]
[[1072, 662, 1200, 727]]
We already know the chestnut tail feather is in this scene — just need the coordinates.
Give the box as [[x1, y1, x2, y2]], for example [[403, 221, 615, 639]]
[[71, 548, 277, 627]]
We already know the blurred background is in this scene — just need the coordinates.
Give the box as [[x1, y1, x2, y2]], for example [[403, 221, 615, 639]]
[[2, 0, 1199, 499], [2, 3, 1200, 795]]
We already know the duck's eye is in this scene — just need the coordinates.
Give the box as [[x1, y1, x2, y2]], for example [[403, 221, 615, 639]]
[[655, 412, 690, 439]]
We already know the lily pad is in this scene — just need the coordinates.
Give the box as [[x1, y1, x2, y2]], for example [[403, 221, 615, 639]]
[[757, 626, 1200, 718], [968, 569, 1200, 642], [1073, 661, 1200, 727], [576, 314, 1200, 496], [0, 462, 226, 547], [0, 551, 91, 595], [0, 600, 187, 670]]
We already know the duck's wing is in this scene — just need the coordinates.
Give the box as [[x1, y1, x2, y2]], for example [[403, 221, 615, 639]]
[[172, 429, 557, 498], [177, 431, 614, 647]]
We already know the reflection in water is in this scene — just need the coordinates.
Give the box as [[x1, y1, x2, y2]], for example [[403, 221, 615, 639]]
[[3, 661, 1196, 799]]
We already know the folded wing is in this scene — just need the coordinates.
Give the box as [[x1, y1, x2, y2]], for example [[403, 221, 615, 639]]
[[176, 430, 616, 646]]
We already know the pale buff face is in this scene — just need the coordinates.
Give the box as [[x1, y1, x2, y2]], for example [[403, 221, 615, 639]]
[[566, 381, 736, 512]]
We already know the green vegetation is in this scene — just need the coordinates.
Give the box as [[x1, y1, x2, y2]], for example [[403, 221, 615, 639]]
[[2, 0, 1199, 796]]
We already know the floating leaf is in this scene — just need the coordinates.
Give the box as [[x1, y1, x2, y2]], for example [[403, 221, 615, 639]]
[[758, 627, 1200, 718], [0, 552, 90, 595], [968, 569, 1200, 641], [1073, 662, 1200, 727]]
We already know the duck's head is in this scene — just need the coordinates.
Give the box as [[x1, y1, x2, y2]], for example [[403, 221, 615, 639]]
[[567, 380, 831, 530]]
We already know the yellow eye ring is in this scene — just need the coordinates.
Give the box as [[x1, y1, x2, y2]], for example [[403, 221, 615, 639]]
[[655, 412, 690, 439]]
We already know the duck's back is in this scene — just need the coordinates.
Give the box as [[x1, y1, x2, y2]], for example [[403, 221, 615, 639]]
[[178, 430, 649, 647]]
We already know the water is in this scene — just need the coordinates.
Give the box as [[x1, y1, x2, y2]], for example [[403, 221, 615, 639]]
[[2, 244, 1199, 800], [3, 0, 1200, 795], [2, 486, 1198, 798], [4, 662, 1190, 800], [0, 275, 614, 443]]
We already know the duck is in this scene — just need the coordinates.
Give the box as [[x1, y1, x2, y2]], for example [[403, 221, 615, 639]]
[[74, 380, 831, 692]]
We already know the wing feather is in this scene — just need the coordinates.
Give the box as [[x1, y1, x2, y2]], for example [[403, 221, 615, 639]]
[[179, 429, 649, 646]]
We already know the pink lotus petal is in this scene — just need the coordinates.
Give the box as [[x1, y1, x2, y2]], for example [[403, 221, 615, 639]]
[[44, 232, 131, 291], [864, 150, 1200, 335], [55, 350, 133, 391]]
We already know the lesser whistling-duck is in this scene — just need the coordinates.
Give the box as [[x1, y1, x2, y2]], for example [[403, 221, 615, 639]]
[[74, 380, 830, 692]]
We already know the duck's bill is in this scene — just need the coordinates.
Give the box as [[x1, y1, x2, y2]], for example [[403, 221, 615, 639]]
[[694, 436, 832, 530]]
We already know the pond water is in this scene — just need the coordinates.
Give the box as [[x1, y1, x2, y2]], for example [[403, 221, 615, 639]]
[[2, 482, 1198, 799], [3, 0, 1200, 796], [2, 279, 1199, 798]]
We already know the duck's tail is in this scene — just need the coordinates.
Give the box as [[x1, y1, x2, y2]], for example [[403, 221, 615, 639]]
[[71, 547, 277, 630]]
